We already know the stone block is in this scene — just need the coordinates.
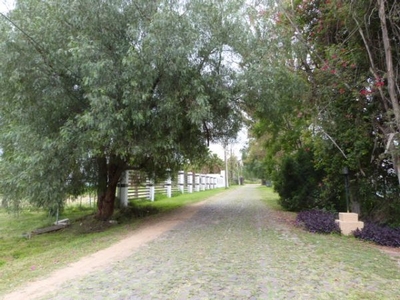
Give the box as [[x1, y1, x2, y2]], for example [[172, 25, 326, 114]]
[[338, 212, 359, 222], [335, 219, 364, 236]]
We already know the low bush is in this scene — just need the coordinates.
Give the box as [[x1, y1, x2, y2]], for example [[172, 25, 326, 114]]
[[273, 149, 326, 212], [296, 209, 340, 234], [353, 222, 400, 248]]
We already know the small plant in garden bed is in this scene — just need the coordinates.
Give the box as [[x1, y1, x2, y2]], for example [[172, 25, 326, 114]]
[[296, 209, 340, 234], [353, 222, 400, 248]]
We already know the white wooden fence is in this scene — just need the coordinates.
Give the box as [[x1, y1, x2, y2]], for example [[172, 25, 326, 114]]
[[120, 170, 226, 203], [66, 170, 225, 207]]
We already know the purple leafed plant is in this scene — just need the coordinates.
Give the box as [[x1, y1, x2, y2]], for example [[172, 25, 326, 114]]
[[296, 209, 340, 234], [353, 222, 400, 248]]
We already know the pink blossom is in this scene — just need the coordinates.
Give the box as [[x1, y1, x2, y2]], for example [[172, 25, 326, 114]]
[[360, 89, 372, 96]]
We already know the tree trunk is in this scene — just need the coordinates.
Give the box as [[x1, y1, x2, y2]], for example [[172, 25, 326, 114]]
[[378, 0, 400, 185], [378, 0, 400, 125], [96, 182, 119, 221], [95, 155, 125, 221]]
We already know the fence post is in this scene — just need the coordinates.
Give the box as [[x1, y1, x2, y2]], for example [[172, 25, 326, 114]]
[[165, 169, 172, 198], [147, 178, 155, 201], [118, 170, 129, 207], [187, 172, 193, 193], [178, 170, 185, 194], [195, 173, 200, 192]]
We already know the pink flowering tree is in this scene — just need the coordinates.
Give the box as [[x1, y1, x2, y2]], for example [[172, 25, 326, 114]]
[[242, 0, 400, 221], [281, 0, 400, 221]]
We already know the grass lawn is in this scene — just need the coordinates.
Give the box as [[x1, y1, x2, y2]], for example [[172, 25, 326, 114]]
[[0, 188, 228, 295], [258, 186, 400, 299]]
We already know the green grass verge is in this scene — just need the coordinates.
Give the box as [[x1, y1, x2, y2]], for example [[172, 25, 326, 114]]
[[134, 187, 234, 212], [257, 185, 283, 211], [0, 188, 227, 295], [257, 186, 400, 299]]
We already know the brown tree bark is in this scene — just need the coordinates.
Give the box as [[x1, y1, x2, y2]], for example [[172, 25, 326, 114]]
[[96, 155, 125, 221], [378, 0, 400, 126], [378, 0, 400, 185]]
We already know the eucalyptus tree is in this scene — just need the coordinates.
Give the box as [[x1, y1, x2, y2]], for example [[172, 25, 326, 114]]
[[239, 1, 311, 181], [0, 0, 246, 219]]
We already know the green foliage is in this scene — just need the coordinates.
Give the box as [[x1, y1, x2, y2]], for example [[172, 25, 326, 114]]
[[296, 210, 340, 234], [241, 142, 268, 181], [241, 0, 400, 225], [183, 151, 224, 174], [273, 148, 326, 211], [290, 0, 400, 223], [0, 0, 246, 218]]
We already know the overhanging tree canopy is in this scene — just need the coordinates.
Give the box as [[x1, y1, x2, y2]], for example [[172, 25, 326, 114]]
[[0, 0, 246, 219]]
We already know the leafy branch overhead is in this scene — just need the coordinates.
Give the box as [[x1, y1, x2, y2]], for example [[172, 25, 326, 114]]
[[0, 0, 247, 219]]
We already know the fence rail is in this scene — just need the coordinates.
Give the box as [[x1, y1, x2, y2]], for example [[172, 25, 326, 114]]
[[66, 170, 226, 206], [127, 183, 179, 200], [125, 170, 225, 201]]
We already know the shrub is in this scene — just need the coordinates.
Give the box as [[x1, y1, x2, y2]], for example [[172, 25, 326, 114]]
[[274, 148, 325, 211], [353, 222, 400, 248], [296, 209, 340, 234]]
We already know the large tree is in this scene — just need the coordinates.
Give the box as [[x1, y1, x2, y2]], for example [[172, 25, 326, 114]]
[[242, 0, 400, 221], [285, 0, 400, 218], [239, 1, 311, 181], [0, 0, 245, 219]]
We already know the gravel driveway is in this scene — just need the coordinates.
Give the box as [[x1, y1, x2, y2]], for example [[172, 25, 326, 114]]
[[8, 184, 400, 299]]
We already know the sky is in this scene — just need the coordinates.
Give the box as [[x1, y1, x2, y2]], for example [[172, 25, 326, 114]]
[[208, 127, 248, 160], [0, 0, 14, 13]]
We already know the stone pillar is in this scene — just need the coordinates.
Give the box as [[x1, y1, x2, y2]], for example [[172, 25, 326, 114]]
[[187, 172, 193, 193], [118, 170, 129, 207], [335, 213, 364, 236], [195, 173, 200, 192], [178, 170, 185, 194], [205, 175, 210, 190]]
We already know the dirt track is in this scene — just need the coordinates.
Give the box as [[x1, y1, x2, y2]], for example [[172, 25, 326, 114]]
[[3, 185, 400, 299]]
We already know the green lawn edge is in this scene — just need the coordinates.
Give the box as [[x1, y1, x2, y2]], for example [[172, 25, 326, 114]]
[[0, 187, 229, 295]]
